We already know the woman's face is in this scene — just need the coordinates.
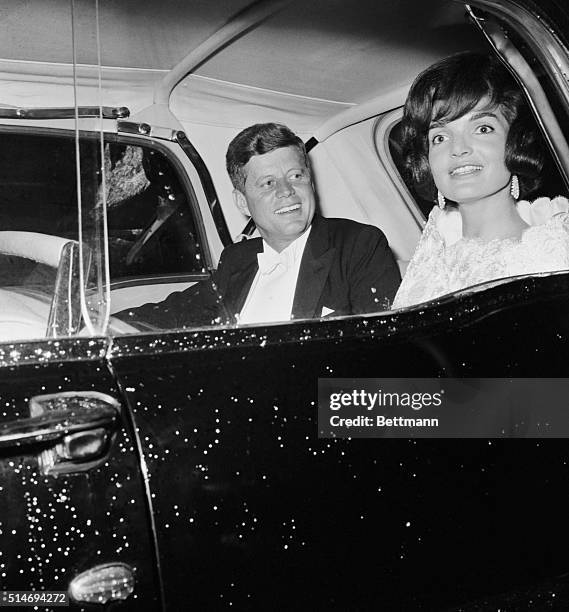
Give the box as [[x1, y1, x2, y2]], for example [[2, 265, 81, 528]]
[[428, 99, 511, 205]]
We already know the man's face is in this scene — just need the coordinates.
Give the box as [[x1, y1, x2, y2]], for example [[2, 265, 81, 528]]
[[234, 146, 316, 252]]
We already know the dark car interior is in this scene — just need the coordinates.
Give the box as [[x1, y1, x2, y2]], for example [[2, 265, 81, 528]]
[[0, 130, 206, 291]]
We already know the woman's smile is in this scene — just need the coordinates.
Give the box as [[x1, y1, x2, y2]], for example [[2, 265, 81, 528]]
[[449, 164, 483, 177]]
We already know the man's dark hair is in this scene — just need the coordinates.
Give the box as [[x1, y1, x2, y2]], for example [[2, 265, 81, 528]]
[[226, 123, 309, 191], [400, 52, 544, 203]]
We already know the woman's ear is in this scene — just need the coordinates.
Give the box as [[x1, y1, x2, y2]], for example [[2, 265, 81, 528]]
[[233, 189, 251, 216]]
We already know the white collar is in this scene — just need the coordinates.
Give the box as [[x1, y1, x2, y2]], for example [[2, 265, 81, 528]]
[[257, 226, 312, 274]]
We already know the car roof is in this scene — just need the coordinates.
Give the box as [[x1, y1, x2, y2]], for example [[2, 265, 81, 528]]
[[0, 0, 481, 133]]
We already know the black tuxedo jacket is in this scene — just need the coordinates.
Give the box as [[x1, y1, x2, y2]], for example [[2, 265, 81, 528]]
[[119, 215, 401, 329]]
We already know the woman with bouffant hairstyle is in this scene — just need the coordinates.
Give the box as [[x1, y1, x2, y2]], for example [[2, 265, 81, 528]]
[[393, 52, 569, 308]]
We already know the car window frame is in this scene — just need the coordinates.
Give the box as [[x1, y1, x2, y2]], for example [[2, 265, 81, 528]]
[[465, 0, 569, 186], [373, 108, 426, 230], [103, 132, 216, 279], [0, 121, 216, 270], [0, 121, 221, 343]]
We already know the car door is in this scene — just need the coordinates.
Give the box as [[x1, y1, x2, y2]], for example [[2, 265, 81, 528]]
[[108, 273, 569, 610], [0, 338, 160, 609], [0, 120, 161, 607]]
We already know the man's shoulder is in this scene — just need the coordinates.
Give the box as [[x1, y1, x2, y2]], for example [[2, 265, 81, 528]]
[[315, 216, 386, 243], [219, 236, 263, 263]]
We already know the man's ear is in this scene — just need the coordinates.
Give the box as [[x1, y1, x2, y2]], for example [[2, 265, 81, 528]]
[[233, 189, 250, 216]]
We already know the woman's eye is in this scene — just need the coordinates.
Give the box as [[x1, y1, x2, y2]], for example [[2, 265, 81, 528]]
[[475, 124, 494, 134], [290, 172, 303, 180], [431, 134, 446, 145], [261, 179, 275, 188]]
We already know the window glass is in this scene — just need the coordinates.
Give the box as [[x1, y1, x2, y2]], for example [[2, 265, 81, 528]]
[[0, 130, 206, 341], [0, 131, 79, 341], [102, 143, 205, 279]]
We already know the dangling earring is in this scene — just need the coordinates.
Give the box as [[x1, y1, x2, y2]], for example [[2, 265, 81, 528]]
[[437, 190, 446, 210], [510, 174, 520, 200]]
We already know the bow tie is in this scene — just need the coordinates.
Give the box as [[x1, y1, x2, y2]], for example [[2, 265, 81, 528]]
[[257, 249, 293, 275]]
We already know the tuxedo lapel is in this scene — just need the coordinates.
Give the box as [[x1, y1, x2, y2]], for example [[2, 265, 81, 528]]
[[292, 217, 335, 319], [222, 239, 263, 317]]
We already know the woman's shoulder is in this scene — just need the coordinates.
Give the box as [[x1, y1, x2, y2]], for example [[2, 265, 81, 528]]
[[517, 195, 569, 226], [513, 200, 569, 273], [521, 198, 569, 259], [544, 211, 569, 238]]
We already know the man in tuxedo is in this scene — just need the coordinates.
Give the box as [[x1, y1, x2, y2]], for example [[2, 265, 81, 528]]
[[119, 123, 400, 329]]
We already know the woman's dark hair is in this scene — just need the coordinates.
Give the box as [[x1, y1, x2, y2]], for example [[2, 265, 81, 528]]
[[226, 122, 309, 191], [400, 52, 544, 203]]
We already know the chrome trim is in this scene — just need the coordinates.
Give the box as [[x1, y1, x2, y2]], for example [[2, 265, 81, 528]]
[[28, 391, 120, 475], [0, 391, 118, 449], [464, 0, 569, 103], [463, 0, 569, 185], [110, 272, 209, 291], [0, 106, 129, 120], [69, 562, 135, 604], [0, 337, 109, 369], [117, 120, 178, 141]]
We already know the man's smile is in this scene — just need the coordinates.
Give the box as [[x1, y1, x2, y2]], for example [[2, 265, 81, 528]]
[[275, 203, 301, 214]]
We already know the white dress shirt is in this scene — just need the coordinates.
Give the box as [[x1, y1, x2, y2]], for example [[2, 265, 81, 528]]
[[238, 227, 311, 324]]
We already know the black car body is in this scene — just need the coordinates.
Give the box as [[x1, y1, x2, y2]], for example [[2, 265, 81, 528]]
[[1, 0, 569, 609]]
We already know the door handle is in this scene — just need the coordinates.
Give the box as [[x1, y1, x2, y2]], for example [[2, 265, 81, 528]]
[[0, 392, 120, 474]]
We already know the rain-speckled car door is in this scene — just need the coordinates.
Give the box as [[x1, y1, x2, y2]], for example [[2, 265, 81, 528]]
[[110, 278, 569, 610], [0, 337, 161, 610]]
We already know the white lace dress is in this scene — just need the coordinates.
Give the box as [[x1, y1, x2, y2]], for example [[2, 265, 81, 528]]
[[393, 196, 569, 309]]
